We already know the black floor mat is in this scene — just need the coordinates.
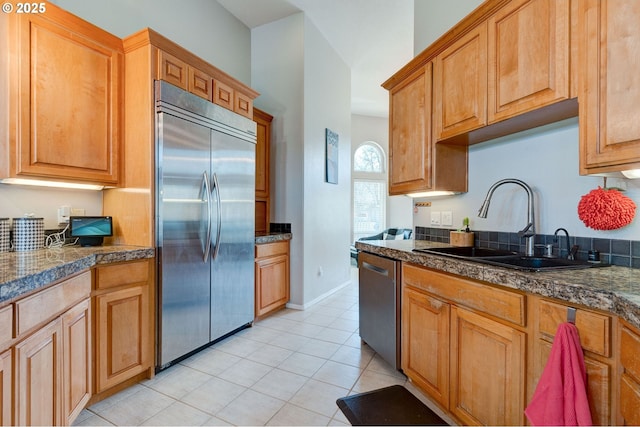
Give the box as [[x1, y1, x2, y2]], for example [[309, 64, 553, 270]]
[[336, 385, 449, 426]]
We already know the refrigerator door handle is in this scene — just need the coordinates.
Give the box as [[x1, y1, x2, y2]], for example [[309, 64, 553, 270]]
[[211, 172, 222, 261], [201, 171, 212, 262]]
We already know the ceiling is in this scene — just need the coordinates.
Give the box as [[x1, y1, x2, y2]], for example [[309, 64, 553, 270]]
[[217, 0, 414, 118]]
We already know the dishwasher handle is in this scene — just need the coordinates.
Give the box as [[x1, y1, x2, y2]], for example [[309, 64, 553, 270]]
[[359, 252, 398, 281], [361, 261, 391, 277]]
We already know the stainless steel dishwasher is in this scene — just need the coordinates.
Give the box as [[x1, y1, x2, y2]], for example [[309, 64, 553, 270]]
[[358, 251, 401, 370]]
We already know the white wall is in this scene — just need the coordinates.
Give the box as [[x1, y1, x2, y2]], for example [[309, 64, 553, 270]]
[[351, 115, 413, 234], [0, 1, 252, 230], [414, 0, 484, 55], [412, 2, 640, 241], [252, 14, 352, 307]]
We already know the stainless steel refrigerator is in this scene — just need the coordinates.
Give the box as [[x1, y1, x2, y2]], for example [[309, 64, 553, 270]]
[[155, 80, 256, 370]]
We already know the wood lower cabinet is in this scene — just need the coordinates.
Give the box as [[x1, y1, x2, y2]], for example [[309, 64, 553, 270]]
[[530, 297, 615, 425], [0, 2, 123, 185], [93, 259, 154, 395], [13, 271, 91, 427], [579, 0, 640, 174], [619, 320, 640, 425], [0, 349, 11, 426], [402, 286, 450, 408], [14, 318, 63, 426], [450, 306, 525, 426], [402, 264, 526, 425], [62, 298, 92, 425], [255, 241, 290, 318]]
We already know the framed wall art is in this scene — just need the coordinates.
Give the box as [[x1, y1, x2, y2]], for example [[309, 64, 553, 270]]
[[325, 128, 338, 184]]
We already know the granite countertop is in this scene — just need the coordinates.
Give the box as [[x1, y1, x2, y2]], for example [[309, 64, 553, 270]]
[[0, 245, 155, 305], [255, 232, 292, 244], [356, 239, 640, 329]]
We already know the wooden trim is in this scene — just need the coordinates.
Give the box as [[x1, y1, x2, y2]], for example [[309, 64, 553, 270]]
[[123, 28, 259, 100], [382, 0, 511, 90]]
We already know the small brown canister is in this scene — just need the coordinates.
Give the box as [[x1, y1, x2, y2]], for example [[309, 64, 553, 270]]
[[12, 217, 44, 252], [0, 218, 9, 253]]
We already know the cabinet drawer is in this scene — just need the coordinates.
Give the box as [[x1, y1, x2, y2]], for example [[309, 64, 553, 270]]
[[94, 260, 150, 290], [0, 305, 13, 349], [621, 322, 640, 382], [15, 271, 91, 336], [403, 264, 525, 326], [255, 241, 289, 259], [537, 299, 610, 357]]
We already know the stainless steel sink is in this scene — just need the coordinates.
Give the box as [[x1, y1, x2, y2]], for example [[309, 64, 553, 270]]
[[413, 246, 608, 272]]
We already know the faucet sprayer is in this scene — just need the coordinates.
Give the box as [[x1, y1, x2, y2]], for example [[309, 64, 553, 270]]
[[478, 178, 536, 256]]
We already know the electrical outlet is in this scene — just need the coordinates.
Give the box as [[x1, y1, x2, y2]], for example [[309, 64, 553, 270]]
[[430, 211, 441, 226], [442, 211, 453, 226], [57, 206, 71, 224]]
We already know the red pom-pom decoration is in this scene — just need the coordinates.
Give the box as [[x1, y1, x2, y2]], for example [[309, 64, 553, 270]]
[[577, 186, 636, 230]]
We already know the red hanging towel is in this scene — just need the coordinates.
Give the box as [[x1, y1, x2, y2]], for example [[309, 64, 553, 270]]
[[525, 322, 593, 426]]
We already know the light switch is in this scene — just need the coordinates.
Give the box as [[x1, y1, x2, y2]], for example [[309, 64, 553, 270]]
[[430, 211, 441, 226], [442, 211, 453, 226]]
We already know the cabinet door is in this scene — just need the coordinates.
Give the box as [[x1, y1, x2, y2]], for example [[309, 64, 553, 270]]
[[433, 22, 487, 141], [255, 254, 290, 318], [7, 8, 122, 185], [402, 286, 450, 409], [0, 349, 12, 426], [14, 318, 63, 426], [95, 286, 150, 393], [579, 0, 640, 173], [487, 0, 570, 123], [188, 67, 213, 101], [389, 63, 432, 195], [450, 306, 525, 426], [536, 339, 611, 425], [213, 79, 235, 111], [158, 50, 188, 90], [254, 108, 272, 199], [62, 299, 91, 425]]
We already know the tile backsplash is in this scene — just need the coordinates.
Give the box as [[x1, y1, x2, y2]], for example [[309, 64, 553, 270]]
[[415, 226, 640, 269]]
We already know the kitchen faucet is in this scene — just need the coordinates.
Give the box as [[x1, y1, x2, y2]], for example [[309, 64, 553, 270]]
[[478, 178, 536, 256], [554, 227, 578, 260]]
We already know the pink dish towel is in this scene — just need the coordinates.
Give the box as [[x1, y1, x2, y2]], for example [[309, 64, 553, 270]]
[[525, 322, 593, 426]]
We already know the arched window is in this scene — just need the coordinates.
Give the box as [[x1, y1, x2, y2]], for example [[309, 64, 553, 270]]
[[352, 142, 386, 241]]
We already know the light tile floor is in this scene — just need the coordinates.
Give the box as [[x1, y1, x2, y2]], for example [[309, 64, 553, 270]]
[[74, 267, 448, 426]]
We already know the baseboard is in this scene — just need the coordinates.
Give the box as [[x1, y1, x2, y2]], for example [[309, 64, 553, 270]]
[[285, 278, 353, 311]]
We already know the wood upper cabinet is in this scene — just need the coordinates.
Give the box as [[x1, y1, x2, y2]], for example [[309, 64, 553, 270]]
[[254, 108, 272, 234], [93, 259, 154, 394], [0, 2, 123, 185], [158, 50, 213, 101], [150, 29, 256, 118], [434, 22, 488, 140], [579, 0, 640, 174], [531, 298, 614, 425], [388, 64, 432, 195], [487, 0, 571, 123], [255, 241, 290, 318]]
